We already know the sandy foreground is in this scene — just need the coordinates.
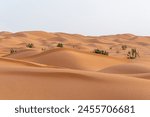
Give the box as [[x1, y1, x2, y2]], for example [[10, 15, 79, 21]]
[[0, 31, 150, 100]]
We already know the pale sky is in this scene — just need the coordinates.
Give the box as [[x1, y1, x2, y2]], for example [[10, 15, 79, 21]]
[[0, 0, 150, 36]]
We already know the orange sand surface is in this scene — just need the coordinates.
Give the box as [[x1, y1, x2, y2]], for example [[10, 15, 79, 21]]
[[0, 31, 150, 99]]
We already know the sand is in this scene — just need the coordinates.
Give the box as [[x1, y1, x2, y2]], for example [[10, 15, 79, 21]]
[[0, 31, 150, 100]]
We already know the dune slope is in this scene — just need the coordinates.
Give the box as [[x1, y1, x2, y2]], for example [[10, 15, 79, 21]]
[[25, 48, 125, 70], [100, 63, 150, 74], [0, 67, 150, 100]]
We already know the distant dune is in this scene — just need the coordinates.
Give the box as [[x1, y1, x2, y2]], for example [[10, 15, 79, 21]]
[[0, 31, 150, 100]]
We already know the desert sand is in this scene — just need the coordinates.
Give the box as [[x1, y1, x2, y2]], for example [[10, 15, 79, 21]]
[[0, 31, 150, 100]]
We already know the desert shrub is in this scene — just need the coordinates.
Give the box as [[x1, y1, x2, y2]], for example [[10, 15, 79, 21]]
[[122, 45, 127, 50], [72, 45, 76, 48], [127, 48, 139, 59], [10, 48, 16, 54], [57, 43, 63, 48], [116, 50, 120, 53], [94, 49, 109, 56], [26, 43, 34, 48], [41, 48, 46, 51]]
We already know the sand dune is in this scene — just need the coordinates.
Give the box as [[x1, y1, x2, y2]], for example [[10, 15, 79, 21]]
[[127, 73, 150, 80], [4, 49, 41, 59], [0, 67, 150, 100], [25, 48, 125, 70], [0, 57, 47, 67], [0, 31, 150, 100], [100, 63, 150, 74]]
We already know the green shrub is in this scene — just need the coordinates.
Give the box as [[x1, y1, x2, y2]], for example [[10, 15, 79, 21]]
[[127, 48, 139, 59], [116, 50, 120, 53], [57, 43, 63, 48], [122, 45, 127, 50], [94, 49, 109, 56], [26, 43, 34, 48], [10, 48, 16, 54], [41, 48, 46, 51]]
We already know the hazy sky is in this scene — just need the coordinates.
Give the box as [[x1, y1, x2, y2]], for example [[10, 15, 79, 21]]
[[0, 0, 150, 35]]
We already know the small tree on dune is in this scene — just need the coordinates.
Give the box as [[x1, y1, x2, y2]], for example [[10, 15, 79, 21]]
[[127, 48, 139, 59], [26, 43, 34, 48], [94, 49, 109, 56], [57, 43, 63, 48], [10, 48, 16, 54], [122, 45, 127, 50]]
